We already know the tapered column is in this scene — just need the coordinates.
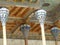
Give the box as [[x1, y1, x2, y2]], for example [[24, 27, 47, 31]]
[[0, 7, 9, 45], [35, 9, 47, 45], [20, 24, 30, 45], [51, 27, 60, 45]]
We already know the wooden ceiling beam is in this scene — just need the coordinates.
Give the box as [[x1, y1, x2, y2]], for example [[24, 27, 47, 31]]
[[9, 6, 15, 13], [7, 21, 16, 24], [23, 8, 35, 19], [10, 7, 17, 16], [30, 22, 35, 28], [6, 24, 16, 27], [23, 8, 35, 23], [30, 24, 37, 31], [0, 23, 15, 27], [20, 7, 28, 14], [10, 7, 20, 16], [31, 24, 39, 32], [11, 22, 21, 33], [12, 7, 21, 16], [12, 26, 21, 35], [54, 20, 60, 28], [45, 29, 51, 33], [17, 7, 27, 17], [16, 7, 24, 17], [20, 7, 30, 17], [33, 25, 40, 32], [8, 17, 24, 20]]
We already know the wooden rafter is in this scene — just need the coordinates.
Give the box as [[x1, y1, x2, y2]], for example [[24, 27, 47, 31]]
[[10, 7, 20, 16], [10, 6, 17, 16], [31, 24, 39, 32], [17, 7, 27, 17], [16, 7, 24, 17], [34, 24, 40, 32], [20, 7, 30, 17]]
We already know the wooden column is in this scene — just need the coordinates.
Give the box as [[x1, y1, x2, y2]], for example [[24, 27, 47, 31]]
[[25, 38, 28, 45], [55, 39, 58, 45]]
